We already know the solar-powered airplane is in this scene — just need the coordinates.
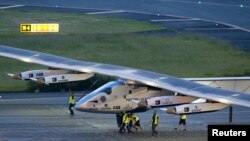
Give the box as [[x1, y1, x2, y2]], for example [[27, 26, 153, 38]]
[[1, 45, 250, 117]]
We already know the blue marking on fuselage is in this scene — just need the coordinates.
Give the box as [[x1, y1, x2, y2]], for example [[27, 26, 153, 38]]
[[77, 81, 124, 105]]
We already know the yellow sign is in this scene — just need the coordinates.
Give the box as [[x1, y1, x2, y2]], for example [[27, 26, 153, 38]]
[[20, 23, 59, 32]]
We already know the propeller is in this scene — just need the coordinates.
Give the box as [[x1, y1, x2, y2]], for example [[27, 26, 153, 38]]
[[29, 77, 49, 85], [7, 73, 22, 80], [131, 99, 151, 109]]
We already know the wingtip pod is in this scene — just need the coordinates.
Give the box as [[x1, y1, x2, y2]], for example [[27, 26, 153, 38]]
[[7, 73, 22, 80], [166, 102, 228, 115]]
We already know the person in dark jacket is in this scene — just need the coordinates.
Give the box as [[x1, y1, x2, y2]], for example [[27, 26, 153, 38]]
[[151, 110, 159, 136]]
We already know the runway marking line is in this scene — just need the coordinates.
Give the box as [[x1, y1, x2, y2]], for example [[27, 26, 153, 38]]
[[0, 5, 24, 9], [185, 27, 237, 31], [151, 18, 199, 22], [160, 0, 250, 8], [86, 10, 125, 15]]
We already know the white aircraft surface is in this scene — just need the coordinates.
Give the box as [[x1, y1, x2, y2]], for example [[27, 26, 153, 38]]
[[1, 45, 250, 115]]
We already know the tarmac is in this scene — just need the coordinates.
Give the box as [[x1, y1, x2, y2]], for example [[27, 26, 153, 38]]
[[0, 93, 250, 141]]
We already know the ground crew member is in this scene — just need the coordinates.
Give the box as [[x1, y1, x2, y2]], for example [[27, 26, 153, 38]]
[[175, 114, 187, 131], [151, 110, 159, 136], [128, 113, 134, 130], [116, 112, 123, 128], [68, 90, 75, 115], [119, 112, 132, 133], [125, 113, 133, 133], [132, 114, 143, 131], [119, 111, 127, 133]]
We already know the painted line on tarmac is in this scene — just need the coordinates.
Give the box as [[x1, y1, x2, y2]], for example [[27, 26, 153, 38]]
[[214, 21, 250, 33], [86, 10, 125, 15], [0, 5, 24, 9], [127, 10, 191, 19], [151, 18, 199, 22], [128, 10, 250, 33], [160, 0, 250, 8], [185, 27, 237, 31]]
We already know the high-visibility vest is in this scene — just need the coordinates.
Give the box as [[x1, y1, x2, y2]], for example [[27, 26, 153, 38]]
[[152, 114, 159, 125], [69, 96, 75, 104], [181, 114, 187, 120], [124, 116, 130, 124], [122, 113, 128, 123], [132, 115, 139, 122]]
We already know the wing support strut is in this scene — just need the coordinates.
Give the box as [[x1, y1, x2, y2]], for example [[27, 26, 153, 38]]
[[229, 105, 233, 125]]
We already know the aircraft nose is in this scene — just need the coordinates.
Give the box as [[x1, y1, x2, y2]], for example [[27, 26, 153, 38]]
[[75, 101, 90, 111]]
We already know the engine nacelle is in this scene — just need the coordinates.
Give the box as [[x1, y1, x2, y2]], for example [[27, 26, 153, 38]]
[[166, 102, 228, 115], [8, 69, 68, 80], [38, 73, 94, 84], [144, 96, 198, 108], [8, 69, 94, 84]]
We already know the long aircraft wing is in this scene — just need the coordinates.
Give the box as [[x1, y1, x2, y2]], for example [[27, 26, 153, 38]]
[[186, 77, 250, 94], [1, 45, 250, 107]]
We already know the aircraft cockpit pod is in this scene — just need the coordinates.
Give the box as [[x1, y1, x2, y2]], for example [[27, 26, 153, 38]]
[[75, 81, 124, 112]]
